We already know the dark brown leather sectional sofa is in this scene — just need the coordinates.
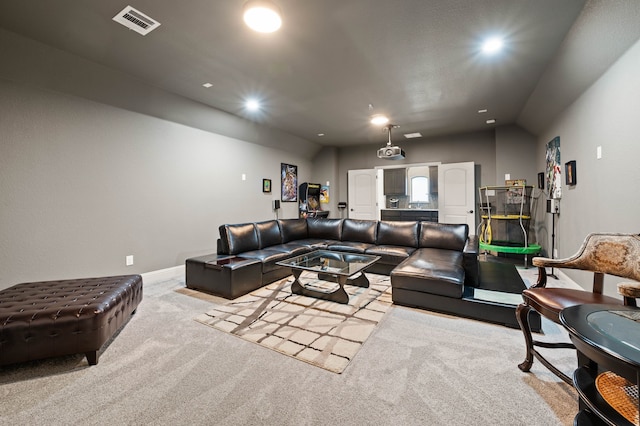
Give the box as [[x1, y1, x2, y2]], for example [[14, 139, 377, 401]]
[[187, 217, 532, 327], [211, 218, 489, 317]]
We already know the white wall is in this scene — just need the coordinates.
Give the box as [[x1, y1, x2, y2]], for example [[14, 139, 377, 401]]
[[336, 130, 498, 222], [310, 146, 339, 218], [0, 80, 311, 288], [0, 27, 321, 289], [495, 125, 538, 186], [535, 37, 640, 294]]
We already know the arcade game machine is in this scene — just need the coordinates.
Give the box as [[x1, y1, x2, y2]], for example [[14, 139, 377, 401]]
[[299, 182, 329, 218]]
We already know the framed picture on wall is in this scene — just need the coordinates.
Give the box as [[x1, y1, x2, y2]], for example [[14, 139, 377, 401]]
[[281, 163, 298, 202], [262, 179, 271, 193], [565, 161, 577, 185], [537, 172, 544, 189], [546, 136, 562, 199]]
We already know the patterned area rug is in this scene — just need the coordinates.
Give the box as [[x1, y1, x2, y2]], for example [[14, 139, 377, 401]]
[[194, 272, 392, 373]]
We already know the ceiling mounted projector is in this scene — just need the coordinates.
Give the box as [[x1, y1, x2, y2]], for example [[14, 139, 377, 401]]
[[377, 124, 405, 160]]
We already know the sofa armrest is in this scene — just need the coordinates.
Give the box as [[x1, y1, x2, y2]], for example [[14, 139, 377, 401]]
[[463, 234, 479, 286], [217, 239, 226, 255], [464, 234, 479, 256]]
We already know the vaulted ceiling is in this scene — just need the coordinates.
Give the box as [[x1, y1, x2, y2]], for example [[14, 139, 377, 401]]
[[1, 0, 639, 146]]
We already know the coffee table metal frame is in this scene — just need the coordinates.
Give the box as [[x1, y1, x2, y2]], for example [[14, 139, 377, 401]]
[[276, 250, 380, 304]]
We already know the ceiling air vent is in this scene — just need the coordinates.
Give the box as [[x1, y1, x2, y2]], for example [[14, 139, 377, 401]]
[[112, 6, 161, 36]]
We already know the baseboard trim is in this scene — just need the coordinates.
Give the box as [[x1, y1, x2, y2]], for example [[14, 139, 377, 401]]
[[142, 265, 185, 283]]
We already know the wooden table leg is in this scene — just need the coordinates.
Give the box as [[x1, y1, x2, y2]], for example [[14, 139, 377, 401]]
[[290, 269, 349, 304]]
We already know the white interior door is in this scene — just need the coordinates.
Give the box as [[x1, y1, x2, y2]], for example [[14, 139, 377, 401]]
[[438, 162, 476, 233], [347, 169, 378, 220]]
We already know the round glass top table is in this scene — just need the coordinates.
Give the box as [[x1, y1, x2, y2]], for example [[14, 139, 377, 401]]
[[560, 304, 640, 425]]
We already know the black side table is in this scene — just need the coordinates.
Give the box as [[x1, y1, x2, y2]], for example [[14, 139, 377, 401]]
[[560, 304, 640, 425]]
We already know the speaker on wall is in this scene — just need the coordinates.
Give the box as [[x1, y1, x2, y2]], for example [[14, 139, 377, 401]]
[[273, 200, 280, 210]]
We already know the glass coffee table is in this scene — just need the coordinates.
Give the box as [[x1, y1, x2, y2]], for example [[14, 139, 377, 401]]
[[276, 250, 380, 304]]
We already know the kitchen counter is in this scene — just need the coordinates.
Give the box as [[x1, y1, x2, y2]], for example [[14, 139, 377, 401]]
[[381, 208, 438, 211], [380, 209, 439, 222]]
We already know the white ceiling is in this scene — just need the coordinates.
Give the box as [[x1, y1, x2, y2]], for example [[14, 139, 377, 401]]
[[1, 0, 639, 147]]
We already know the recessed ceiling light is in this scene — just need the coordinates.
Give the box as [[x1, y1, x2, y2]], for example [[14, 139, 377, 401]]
[[486, 119, 496, 124], [246, 99, 260, 111], [370, 114, 389, 126], [243, 0, 282, 33], [202, 83, 213, 88], [317, 133, 325, 137], [482, 37, 504, 54], [478, 109, 488, 113], [404, 132, 422, 139]]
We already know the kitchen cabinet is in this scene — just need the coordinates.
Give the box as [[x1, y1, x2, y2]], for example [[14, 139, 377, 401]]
[[383, 168, 406, 195], [429, 166, 438, 194]]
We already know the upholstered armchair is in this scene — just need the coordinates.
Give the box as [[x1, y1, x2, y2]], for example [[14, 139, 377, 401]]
[[516, 233, 640, 384]]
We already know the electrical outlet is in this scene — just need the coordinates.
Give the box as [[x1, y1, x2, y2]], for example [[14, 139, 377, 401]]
[[126, 255, 134, 266], [597, 146, 602, 159]]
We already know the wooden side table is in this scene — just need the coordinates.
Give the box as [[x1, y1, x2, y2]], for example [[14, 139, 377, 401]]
[[560, 304, 640, 425]]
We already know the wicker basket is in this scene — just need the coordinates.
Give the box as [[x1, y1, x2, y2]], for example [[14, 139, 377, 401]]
[[596, 371, 639, 425]]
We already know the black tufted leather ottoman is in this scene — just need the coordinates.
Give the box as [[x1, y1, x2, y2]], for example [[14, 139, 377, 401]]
[[0, 274, 143, 366]]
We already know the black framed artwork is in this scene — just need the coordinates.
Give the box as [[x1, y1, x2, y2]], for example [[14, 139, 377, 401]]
[[537, 172, 544, 190], [565, 161, 577, 185], [281, 163, 298, 202], [262, 178, 271, 193]]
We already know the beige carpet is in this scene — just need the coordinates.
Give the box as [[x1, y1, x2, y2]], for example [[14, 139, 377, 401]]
[[0, 269, 579, 425], [193, 272, 392, 373]]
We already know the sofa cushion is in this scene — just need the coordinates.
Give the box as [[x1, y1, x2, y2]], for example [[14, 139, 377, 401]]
[[307, 218, 343, 240], [238, 249, 293, 273], [391, 248, 465, 298], [263, 243, 310, 257], [419, 222, 469, 251], [288, 238, 340, 249], [377, 221, 419, 247], [342, 219, 377, 243], [327, 241, 374, 254], [365, 245, 416, 265], [279, 219, 308, 243], [220, 223, 259, 255], [255, 220, 282, 248]]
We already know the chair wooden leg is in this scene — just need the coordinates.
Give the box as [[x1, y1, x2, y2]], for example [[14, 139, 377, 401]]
[[516, 302, 534, 372], [86, 351, 99, 365]]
